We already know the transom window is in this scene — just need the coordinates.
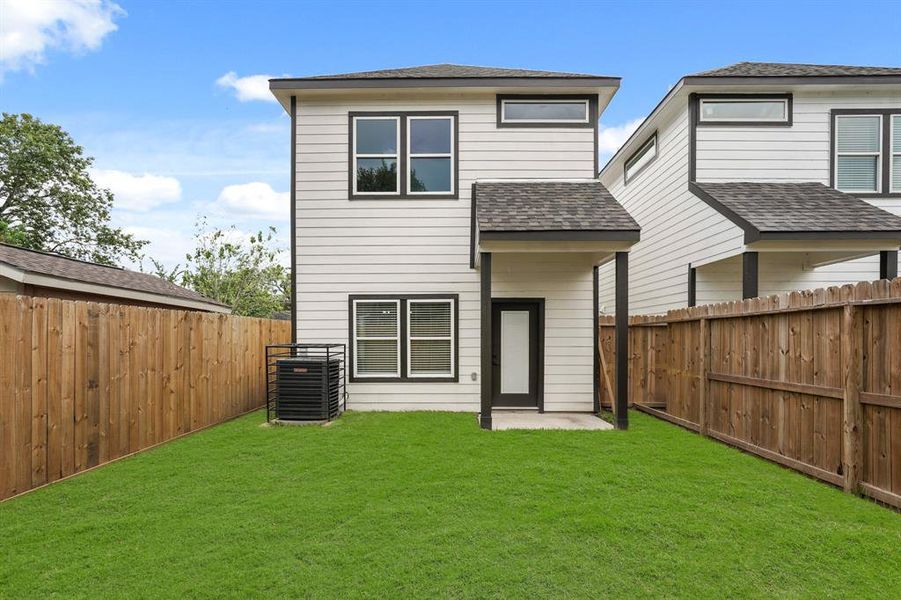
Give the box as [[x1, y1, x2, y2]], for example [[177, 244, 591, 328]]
[[350, 112, 457, 199], [624, 132, 657, 184], [699, 96, 791, 124], [832, 109, 901, 196], [350, 295, 457, 381], [497, 95, 594, 128]]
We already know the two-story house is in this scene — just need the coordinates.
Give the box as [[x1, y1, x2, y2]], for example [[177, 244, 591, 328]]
[[269, 65, 639, 429], [598, 62, 901, 315]]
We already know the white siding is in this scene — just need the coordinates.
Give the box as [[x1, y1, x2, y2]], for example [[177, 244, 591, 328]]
[[295, 92, 596, 411], [600, 87, 901, 316], [493, 253, 595, 412], [598, 102, 744, 315]]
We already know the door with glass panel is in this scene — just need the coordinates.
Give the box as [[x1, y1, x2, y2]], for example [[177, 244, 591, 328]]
[[491, 300, 541, 408]]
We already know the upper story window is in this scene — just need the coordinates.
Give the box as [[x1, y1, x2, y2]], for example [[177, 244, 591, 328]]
[[350, 112, 458, 199], [698, 95, 791, 125], [832, 109, 901, 196], [497, 95, 595, 128], [624, 132, 657, 184]]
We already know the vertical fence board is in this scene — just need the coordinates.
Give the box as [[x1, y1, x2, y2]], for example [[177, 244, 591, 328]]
[[0, 295, 17, 500], [31, 297, 48, 487]]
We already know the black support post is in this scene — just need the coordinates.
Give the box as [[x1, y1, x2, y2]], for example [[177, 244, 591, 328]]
[[615, 252, 629, 430], [593, 265, 600, 414], [742, 251, 758, 300], [290, 95, 298, 343], [480, 252, 492, 430], [879, 250, 898, 280], [688, 265, 696, 307]]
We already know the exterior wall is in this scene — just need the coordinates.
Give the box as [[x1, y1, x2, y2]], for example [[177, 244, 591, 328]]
[[0, 276, 22, 293], [600, 87, 901, 315], [598, 101, 743, 315], [493, 253, 595, 412], [695, 253, 881, 306], [294, 92, 596, 411]]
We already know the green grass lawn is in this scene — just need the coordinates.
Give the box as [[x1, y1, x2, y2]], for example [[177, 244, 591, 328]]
[[1, 411, 898, 599]]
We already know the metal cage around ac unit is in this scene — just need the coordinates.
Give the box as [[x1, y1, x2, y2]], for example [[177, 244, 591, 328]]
[[265, 344, 346, 423]]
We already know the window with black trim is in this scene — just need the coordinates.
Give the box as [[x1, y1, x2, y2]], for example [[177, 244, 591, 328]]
[[496, 95, 595, 128], [350, 112, 457, 199], [832, 109, 901, 196], [624, 132, 657, 184], [699, 96, 791, 125], [350, 295, 457, 381]]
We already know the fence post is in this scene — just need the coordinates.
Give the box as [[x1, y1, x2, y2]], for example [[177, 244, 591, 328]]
[[841, 304, 862, 494], [699, 317, 709, 436]]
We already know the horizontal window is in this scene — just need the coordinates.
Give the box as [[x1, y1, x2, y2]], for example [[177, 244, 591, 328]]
[[699, 97, 790, 124], [350, 295, 457, 381], [624, 132, 657, 183], [496, 95, 594, 128], [350, 113, 457, 199]]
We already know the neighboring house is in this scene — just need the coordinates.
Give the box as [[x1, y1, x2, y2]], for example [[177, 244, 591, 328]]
[[0, 243, 230, 313], [598, 62, 901, 315], [270, 64, 638, 429]]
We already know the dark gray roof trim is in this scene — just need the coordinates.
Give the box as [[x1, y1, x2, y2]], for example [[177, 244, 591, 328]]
[[271, 64, 619, 90], [475, 180, 640, 235], [689, 181, 901, 244], [0, 243, 229, 308]]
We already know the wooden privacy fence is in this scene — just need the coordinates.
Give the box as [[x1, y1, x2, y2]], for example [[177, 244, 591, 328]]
[[600, 277, 901, 509], [0, 293, 291, 501]]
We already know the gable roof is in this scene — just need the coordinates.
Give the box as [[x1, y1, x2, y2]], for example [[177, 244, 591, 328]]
[[689, 182, 901, 243], [474, 181, 640, 237], [691, 61, 901, 78], [0, 243, 230, 312]]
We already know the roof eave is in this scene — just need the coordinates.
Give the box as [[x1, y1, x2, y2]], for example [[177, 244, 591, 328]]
[[478, 229, 640, 242], [683, 75, 901, 86], [269, 76, 621, 91]]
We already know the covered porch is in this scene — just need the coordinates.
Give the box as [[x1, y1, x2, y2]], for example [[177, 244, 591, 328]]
[[471, 180, 640, 430], [688, 181, 901, 304]]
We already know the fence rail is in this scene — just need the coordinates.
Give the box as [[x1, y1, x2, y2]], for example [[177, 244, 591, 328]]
[[0, 293, 291, 501], [600, 277, 901, 509]]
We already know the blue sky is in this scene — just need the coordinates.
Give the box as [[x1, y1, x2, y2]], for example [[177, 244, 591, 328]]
[[2, 0, 899, 268]]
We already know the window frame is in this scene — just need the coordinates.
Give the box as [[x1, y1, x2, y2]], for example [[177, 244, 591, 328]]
[[350, 298, 401, 379], [830, 108, 901, 198], [348, 294, 459, 383], [348, 111, 459, 200], [696, 93, 793, 127], [351, 116, 401, 197], [623, 131, 658, 185], [406, 115, 455, 196], [496, 94, 597, 129], [892, 114, 901, 193], [406, 298, 456, 378]]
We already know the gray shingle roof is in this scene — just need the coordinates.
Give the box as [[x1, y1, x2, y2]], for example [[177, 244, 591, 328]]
[[304, 63, 613, 80], [475, 181, 639, 233], [692, 61, 901, 78], [692, 182, 901, 234], [0, 244, 229, 308]]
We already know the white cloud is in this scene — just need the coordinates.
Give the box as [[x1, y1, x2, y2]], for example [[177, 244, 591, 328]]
[[598, 118, 644, 156], [212, 181, 289, 221], [0, 0, 124, 77], [215, 71, 278, 103], [91, 168, 182, 211]]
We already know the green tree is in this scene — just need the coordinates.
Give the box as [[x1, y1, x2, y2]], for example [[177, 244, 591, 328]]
[[153, 221, 289, 318], [0, 113, 147, 265]]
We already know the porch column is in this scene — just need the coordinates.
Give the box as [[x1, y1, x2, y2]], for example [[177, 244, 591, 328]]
[[742, 251, 758, 300], [480, 252, 492, 430], [593, 265, 600, 414], [880, 250, 898, 280], [615, 252, 629, 430]]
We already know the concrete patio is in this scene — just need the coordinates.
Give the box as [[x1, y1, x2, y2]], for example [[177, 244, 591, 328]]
[[485, 411, 614, 431]]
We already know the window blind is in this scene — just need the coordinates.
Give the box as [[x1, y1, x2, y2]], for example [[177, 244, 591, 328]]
[[408, 300, 453, 376], [354, 301, 399, 376], [836, 115, 881, 192]]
